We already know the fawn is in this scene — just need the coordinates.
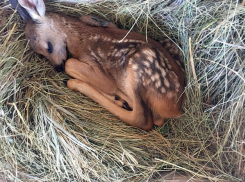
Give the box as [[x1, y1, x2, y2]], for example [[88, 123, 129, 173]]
[[14, 0, 185, 130]]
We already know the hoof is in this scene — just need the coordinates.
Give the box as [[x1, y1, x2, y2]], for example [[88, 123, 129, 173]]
[[63, 79, 69, 86], [122, 101, 132, 111]]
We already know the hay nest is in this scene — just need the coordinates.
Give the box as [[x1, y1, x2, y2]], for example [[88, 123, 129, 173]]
[[0, 0, 244, 181]]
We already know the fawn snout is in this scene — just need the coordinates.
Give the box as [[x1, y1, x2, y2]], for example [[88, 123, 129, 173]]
[[54, 59, 66, 72]]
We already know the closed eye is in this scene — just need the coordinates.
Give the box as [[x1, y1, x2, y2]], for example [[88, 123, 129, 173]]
[[47, 42, 53, 53]]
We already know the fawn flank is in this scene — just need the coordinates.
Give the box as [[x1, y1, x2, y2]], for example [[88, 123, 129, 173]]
[[17, 0, 185, 130]]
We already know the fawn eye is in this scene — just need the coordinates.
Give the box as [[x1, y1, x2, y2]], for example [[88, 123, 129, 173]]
[[47, 42, 53, 53]]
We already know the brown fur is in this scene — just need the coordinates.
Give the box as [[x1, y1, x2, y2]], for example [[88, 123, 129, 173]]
[[25, 13, 185, 130]]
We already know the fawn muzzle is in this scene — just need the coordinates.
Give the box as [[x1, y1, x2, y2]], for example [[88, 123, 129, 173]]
[[54, 59, 66, 72]]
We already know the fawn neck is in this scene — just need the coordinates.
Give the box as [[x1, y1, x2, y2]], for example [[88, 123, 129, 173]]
[[52, 14, 95, 59]]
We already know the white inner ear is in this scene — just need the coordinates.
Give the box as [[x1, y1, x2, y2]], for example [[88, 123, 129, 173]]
[[18, 0, 46, 21], [34, 0, 46, 17]]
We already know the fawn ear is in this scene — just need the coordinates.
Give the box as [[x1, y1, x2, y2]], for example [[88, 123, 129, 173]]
[[18, 0, 46, 21], [9, 0, 30, 20]]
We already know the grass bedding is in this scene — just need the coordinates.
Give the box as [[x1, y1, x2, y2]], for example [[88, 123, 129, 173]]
[[0, 0, 244, 181]]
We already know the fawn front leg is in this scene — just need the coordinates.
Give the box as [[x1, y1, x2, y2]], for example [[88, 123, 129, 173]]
[[66, 79, 153, 130], [65, 58, 118, 95], [65, 58, 132, 107], [65, 58, 153, 130]]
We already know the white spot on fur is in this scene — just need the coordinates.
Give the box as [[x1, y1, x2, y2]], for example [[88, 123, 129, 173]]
[[167, 92, 174, 99], [143, 60, 150, 67], [132, 64, 138, 70], [115, 52, 122, 57], [143, 49, 155, 58], [97, 48, 105, 57], [175, 81, 180, 89], [167, 63, 172, 69], [154, 73, 160, 80], [144, 78, 150, 86], [126, 39, 144, 43], [160, 67, 167, 77], [134, 53, 140, 59], [144, 68, 152, 76], [155, 80, 161, 88], [94, 35, 100, 40], [147, 55, 154, 63], [120, 48, 129, 53], [111, 48, 118, 56], [128, 59, 133, 65], [154, 60, 160, 68], [164, 77, 170, 88], [103, 37, 111, 42], [161, 87, 166, 93], [164, 57, 169, 62], [151, 75, 156, 82]]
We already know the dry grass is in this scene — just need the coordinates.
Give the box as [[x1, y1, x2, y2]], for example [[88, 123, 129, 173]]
[[0, 0, 245, 181]]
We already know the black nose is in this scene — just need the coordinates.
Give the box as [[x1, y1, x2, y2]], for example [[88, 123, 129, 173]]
[[54, 60, 66, 72], [55, 64, 64, 72]]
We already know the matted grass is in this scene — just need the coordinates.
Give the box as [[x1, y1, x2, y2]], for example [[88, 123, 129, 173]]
[[0, 0, 244, 181]]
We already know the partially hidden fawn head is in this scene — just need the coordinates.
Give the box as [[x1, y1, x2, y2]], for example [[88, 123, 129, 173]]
[[18, 0, 67, 72]]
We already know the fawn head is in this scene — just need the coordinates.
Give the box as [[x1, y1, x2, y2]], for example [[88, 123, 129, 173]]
[[18, 0, 67, 72]]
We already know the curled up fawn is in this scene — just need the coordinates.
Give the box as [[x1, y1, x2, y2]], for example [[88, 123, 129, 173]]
[[13, 0, 185, 130]]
